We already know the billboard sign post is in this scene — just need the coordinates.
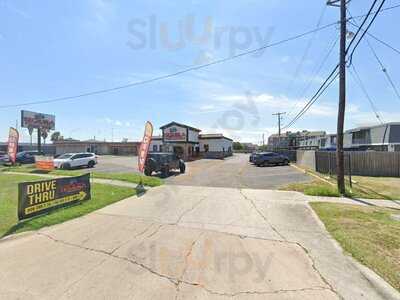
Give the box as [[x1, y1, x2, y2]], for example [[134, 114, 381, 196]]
[[7, 127, 19, 164]]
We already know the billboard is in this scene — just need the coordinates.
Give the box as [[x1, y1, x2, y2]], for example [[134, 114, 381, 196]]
[[138, 121, 153, 173], [18, 174, 91, 220], [21, 110, 55, 130], [7, 127, 19, 164], [163, 125, 187, 142]]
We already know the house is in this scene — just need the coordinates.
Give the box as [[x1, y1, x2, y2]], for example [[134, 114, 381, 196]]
[[319, 134, 337, 150]]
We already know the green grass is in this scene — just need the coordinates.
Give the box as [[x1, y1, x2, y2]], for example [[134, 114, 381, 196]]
[[281, 168, 397, 200], [1, 164, 163, 187], [311, 202, 400, 292], [0, 173, 136, 238]]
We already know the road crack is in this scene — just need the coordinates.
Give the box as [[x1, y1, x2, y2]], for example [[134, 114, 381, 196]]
[[239, 189, 287, 241]]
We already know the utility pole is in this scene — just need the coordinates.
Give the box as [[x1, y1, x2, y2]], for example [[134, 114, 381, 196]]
[[272, 112, 286, 150], [327, 0, 348, 195]]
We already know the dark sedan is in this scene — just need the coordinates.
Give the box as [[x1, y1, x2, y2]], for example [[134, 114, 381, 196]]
[[254, 152, 290, 167], [15, 151, 44, 164]]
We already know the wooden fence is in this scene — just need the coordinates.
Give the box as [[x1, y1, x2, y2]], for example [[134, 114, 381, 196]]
[[315, 151, 400, 177]]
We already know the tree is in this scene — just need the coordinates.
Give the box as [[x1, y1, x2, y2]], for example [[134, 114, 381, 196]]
[[233, 142, 244, 151], [50, 131, 61, 142]]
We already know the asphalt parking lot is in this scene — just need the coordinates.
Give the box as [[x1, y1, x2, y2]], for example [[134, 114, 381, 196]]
[[166, 153, 312, 190], [88, 155, 139, 173], [92, 154, 311, 189]]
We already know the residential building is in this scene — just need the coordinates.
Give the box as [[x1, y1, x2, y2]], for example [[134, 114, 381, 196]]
[[344, 122, 400, 151], [319, 134, 337, 150]]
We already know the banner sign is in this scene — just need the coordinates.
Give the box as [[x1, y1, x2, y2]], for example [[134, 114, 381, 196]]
[[35, 156, 55, 171], [7, 127, 19, 164], [21, 110, 55, 130], [138, 121, 153, 173], [18, 174, 91, 220]]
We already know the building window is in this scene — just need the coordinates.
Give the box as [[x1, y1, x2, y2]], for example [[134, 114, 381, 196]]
[[153, 145, 158, 152], [352, 129, 371, 144], [204, 144, 209, 152]]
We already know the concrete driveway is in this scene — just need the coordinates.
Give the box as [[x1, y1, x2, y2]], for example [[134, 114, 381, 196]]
[[1, 185, 397, 300], [166, 153, 312, 189]]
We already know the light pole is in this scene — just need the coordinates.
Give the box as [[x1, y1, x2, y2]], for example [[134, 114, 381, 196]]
[[327, 0, 349, 195]]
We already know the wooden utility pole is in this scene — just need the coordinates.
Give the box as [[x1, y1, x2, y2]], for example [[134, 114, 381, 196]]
[[272, 112, 286, 150], [327, 0, 347, 195]]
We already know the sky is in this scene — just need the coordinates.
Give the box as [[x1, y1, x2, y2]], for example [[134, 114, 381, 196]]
[[1, 0, 399, 144]]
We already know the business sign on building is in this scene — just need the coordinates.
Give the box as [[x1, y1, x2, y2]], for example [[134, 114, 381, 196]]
[[7, 127, 19, 164], [164, 126, 187, 142], [21, 110, 55, 130], [18, 174, 91, 220]]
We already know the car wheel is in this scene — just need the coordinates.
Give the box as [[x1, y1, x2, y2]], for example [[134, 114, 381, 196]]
[[284, 159, 289, 166], [62, 163, 71, 170], [88, 161, 95, 168], [144, 168, 152, 176], [179, 162, 186, 174]]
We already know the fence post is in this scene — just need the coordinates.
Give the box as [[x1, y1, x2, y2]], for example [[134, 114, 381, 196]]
[[328, 152, 332, 177], [348, 153, 352, 189]]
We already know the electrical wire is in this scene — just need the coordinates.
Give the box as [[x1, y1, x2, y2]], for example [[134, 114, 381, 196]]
[[286, 5, 327, 93], [0, 22, 338, 109], [348, 21, 400, 55], [283, 0, 388, 130], [2, 1, 399, 109], [347, 0, 387, 65], [283, 66, 339, 129], [348, 8, 400, 102], [349, 64, 384, 124], [286, 35, 339, 118]]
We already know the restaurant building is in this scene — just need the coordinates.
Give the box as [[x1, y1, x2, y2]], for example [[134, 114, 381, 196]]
[[150, 122, 233, 160]]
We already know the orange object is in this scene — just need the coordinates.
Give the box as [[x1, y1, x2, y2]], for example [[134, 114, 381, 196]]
[[35, 156, 54, 171]]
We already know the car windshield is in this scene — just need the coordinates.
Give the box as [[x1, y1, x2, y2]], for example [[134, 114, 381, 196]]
[[57, 154, 73, 159]]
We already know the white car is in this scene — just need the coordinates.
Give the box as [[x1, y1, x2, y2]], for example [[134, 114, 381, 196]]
[[54, 153, 97, 169]]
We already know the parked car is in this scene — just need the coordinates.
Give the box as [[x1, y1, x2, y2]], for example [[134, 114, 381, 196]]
[[249, 151, 261, 163], [53, 153, 97, 169], [15, 151, 44, 164], [254, 152, 290, 167], [144, 152, 185, 177]]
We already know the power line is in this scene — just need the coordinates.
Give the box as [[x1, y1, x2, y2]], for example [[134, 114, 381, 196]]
[[349, 64, 384, 124], [348, 21, 400, 55], [2, 2, 399, 109], [283, 0, 394, 130], [347, 0, 387, 66], [286, 5, 327, 93], [283, 66, 339, 129], [286, 35, 339, 118], [0, 22, 338, 109], [348, 8, 400, 102]]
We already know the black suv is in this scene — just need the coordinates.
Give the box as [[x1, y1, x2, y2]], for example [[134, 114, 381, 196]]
[[254, 152, 290, 167], [144, 153, 186, 177]]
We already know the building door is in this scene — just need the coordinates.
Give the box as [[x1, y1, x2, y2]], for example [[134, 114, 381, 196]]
[[173, 146, 184, 158]]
